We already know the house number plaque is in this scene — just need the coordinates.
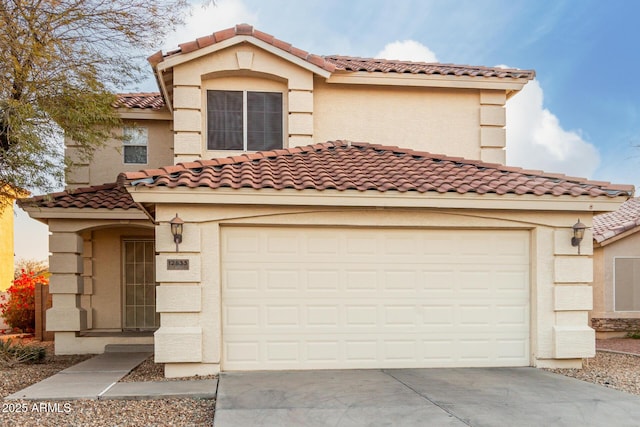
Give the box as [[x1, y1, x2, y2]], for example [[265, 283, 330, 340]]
[[167, 259, 190, 270]]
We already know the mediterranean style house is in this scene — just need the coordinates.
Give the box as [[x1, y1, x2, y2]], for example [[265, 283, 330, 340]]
[[19, 24, 633, 377]]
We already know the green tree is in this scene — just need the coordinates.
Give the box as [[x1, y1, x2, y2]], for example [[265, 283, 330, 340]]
[[0, 0, 189, 210]]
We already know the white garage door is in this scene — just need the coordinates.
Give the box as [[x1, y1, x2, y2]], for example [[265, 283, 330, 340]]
[[221, 226, 530, 370]]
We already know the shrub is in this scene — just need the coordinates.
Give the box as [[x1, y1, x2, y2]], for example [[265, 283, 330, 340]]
[[0, 270, 48, 333], [0, 338, 47, 367]]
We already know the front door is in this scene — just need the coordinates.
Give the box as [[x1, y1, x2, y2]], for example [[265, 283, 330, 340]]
[[123, 240, 159, 330]]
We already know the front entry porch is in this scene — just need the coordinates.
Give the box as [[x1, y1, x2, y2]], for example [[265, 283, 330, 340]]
[[47, 221, 158, 355]]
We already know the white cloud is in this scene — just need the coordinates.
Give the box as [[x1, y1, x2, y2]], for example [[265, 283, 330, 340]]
[[506, 80, 600, 178], [163, 0, 258, 51], [14, 205, 50, 262], [375, 40, 438, 62], [372, 49, 598, 179]]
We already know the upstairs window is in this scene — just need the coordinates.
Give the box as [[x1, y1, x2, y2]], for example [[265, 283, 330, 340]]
[[207, 90, 283, 151], [123, 126, 148, 164]]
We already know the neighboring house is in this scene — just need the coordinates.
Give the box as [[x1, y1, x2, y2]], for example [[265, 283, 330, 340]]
[[0, 200, 14, 292], [19, 24, 633, 377], [1, 187, 28, 291], [591, 198, 640, 337]]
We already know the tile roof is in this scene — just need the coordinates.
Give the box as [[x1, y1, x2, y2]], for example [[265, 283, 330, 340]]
[[18, 184, 137, 210], [122, 141, 633, 199], [114, 93, 165, 110], [149, 24, 535, 81], [324, 56, 535, 79], [593, 197, 640, 243], [149, 23, 336, 73]]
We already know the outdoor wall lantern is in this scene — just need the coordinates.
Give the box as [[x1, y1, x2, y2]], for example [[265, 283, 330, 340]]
[[170, 213, 184, 252], [571, 219, 587, 253]]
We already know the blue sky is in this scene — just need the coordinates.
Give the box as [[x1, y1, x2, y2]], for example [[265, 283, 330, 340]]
[[14, 0, 640, 261]]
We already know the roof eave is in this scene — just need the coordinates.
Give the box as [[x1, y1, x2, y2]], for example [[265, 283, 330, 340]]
[[124, 186, 630, 212], [19, 206, 148, 220], [118, 107, 172, 120], [326, 71, 532, 92]]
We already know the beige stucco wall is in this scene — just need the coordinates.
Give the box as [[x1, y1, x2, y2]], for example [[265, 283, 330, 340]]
[[170, 44, 315, 164], [0, 201, 14, 291], [66, 119, 173, 188], [89, 228, 155, 330], [45, 219, 155, 354], [167, 43, 508, 166], [592, 233, 640, 321], [62, 43, 514, 182], [150, 203, 595, 377], [313, 81, 482, 159]]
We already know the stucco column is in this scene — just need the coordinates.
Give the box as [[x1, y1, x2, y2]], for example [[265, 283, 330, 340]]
[[47, 231, 87, 332], [534, 220, 595, 369], [550, 225, 595, 362], [479, 90, 506, 164], [154, 208, 218, 377]]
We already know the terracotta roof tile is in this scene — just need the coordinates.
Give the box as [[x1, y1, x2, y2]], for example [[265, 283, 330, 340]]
[[136, 25, 536, 112], [114, 93, 165, 110], [213, 27, 239, 44], [195, 35, 216, 49], [235, 23, 253, 35], [18, 184, 138, 210], [152, 24, 533, 80], [178, 40, 199, 54], [122, 141, 633, 199], [593, 197, 640, 243], [323, 56, 535, 79]]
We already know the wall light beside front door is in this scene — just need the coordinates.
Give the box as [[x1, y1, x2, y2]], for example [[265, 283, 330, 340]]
[[170, 213, 184, 252], [571, 219, 587, 254]]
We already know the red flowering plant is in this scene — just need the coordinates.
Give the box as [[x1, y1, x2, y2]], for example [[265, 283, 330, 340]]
[[0, 270, 48, 333]]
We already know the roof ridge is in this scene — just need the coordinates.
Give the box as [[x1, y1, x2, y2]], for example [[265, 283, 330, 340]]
[[324, 55, 525, 71], [121, 141, 634, 197], [323, 56, 535, 79], [147, 24, 535, 80], [149, 23, 336, 73], [117, 91, 162, 96]]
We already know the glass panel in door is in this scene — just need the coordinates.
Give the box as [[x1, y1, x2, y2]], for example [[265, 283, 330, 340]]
[[123, 240, 159, 329]]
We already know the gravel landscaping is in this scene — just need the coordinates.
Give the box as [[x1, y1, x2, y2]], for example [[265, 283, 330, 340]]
[[0, 340, 215, 426], [546, 351, 640, 395], [2, 337, 640, 425], [120, 356, 216, 383]]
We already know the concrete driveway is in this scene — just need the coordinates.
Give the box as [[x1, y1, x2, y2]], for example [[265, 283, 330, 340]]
[[214, 367, 640, 426]]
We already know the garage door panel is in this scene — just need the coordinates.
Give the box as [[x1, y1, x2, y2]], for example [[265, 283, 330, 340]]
[[224, 301, 528, 331], [307, 270, 340, 290], [225, 305, 260, 327], [496, 304, 529, 326], [222, 227, 530, 370], [224, 333, 530, 368]]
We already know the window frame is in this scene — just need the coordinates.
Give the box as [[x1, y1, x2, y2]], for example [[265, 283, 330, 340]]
[[206, 89, 284, 152], [613, 256, 640, 312], [122, 126, 149, 165]]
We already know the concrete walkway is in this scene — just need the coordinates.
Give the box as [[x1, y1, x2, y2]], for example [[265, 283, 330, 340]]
[[5, 344, 218, 401]]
